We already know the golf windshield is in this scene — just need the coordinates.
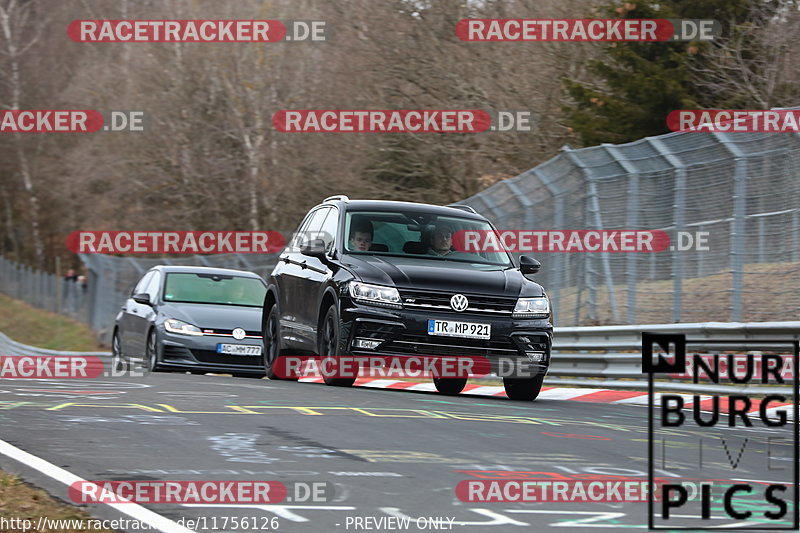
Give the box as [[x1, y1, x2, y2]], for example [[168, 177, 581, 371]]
[[163, 273, 266, 307]]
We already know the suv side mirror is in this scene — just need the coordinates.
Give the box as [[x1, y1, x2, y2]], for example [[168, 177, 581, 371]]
[[300, 238, 327, 258], [132, 293, 152, 305], [519, 256, 541, 275]]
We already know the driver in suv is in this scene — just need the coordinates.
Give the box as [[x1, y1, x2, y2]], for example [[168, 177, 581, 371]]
[[262, 196, 552, 400]]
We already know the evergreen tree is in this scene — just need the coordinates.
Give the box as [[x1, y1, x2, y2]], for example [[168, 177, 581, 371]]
[[562, 0, 781, 146]]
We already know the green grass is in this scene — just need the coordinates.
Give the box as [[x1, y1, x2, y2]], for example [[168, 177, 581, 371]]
[[0, 293, 103, 352], [0, 474, 113, 533], [0, 294, 112, 531]]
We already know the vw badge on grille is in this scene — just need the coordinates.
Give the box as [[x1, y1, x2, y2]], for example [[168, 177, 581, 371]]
[[450, 294, 469, 312], [232, 328, 246, 340]]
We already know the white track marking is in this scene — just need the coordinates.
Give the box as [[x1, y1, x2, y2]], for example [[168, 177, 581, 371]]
[[536, 388, 601, 400], [0, 437, 196, 533]]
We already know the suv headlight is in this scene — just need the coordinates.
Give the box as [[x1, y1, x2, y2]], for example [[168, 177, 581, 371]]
[[348, 282, 402, 308], [513, 297, 549, 318], [164, 318, 204, 336]]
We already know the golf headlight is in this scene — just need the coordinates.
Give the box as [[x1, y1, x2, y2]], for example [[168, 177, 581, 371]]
[[513, 297, 550, 318], [349, 282, 402, 308], [164, 318, 204, 336]]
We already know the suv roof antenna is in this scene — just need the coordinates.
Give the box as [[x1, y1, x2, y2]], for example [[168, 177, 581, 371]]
[[323, 195, 350, 203]]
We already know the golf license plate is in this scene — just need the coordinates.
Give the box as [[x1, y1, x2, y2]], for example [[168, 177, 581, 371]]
[[217, 343, 262, 356], [427, 319, 490, 340]]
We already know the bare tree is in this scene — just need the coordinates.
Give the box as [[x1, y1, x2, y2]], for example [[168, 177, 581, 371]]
[[0, 0, 48, 265], [0, 0, 608, 267], [690, 3, 800, 109]]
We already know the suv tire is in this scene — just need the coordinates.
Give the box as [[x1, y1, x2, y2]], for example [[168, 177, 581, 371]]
[[503, 374, 545, 401], [319, 304, 356, 387], [433, 377, 467, 395]]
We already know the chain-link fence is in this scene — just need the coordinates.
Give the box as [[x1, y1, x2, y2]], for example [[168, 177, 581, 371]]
[[0, 256, 91, 322], [2, 128, 799, 341], [0, 253, 278, 345], [459, 130, 800, 326]]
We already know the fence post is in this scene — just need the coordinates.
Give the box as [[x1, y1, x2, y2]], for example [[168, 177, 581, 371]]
[[15, 264, 21, 299], [672, 167, 687, 322], [627, 174, 639, 323], [47, 273, 54, 312], [552, 195, 564, 326], [697, 224, 705, 277], [605, 145, 641, 324], [709, 133, 750, 323], [562, 150, 619, 323], [33, 270, 40, 308], [25, 266, 33, 302], [647, 138, 688, 323], [532, 167, 567, 325], [88, 267, 101, 331], [574, 253, 584, 325], [730, 158, 748, 322]]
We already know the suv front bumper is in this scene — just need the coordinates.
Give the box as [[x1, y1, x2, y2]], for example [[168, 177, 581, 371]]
[[340, 300, 552, 378]]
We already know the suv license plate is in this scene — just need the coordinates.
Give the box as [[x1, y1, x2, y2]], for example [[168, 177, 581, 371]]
[[217, 344, 262, 356], [427, 319, 490, 340]]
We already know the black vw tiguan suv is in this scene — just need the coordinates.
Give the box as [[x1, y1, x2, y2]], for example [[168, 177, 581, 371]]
[[262, 196, 552, 400]]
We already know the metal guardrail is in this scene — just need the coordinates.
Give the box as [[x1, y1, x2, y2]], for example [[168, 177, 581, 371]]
[[1, 322, 798, 395], [553, 321, 800, 350], [547, 321, 800, 394], [0, 331, 109, 358]]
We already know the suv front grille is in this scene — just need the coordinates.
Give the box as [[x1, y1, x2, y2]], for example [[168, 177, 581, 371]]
[[399, 290, 516, 315]]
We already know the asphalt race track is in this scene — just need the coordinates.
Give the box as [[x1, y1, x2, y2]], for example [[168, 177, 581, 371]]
[[0, 368, 794, 532]]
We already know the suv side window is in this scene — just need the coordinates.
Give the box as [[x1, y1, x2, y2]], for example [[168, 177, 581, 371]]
[[318, 207, 339, 253], [290, 211, 317, 250], [132, 271, 153, 296], [145, 271, 162, 301], [303, 207, 331, 247]]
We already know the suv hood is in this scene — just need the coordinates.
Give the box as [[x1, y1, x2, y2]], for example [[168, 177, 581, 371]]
[[343, 255, 544, 297]]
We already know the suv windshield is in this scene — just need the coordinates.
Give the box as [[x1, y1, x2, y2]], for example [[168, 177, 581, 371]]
[[163, 273, 266, 307], [343, 210, 513, 266]]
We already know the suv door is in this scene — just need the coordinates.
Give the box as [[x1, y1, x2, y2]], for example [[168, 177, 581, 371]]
[[276, 208, 329, 350], [296, 206, 339, 341]]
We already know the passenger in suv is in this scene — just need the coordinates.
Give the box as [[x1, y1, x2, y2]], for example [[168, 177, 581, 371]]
[[262, 196, 552, 400]]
